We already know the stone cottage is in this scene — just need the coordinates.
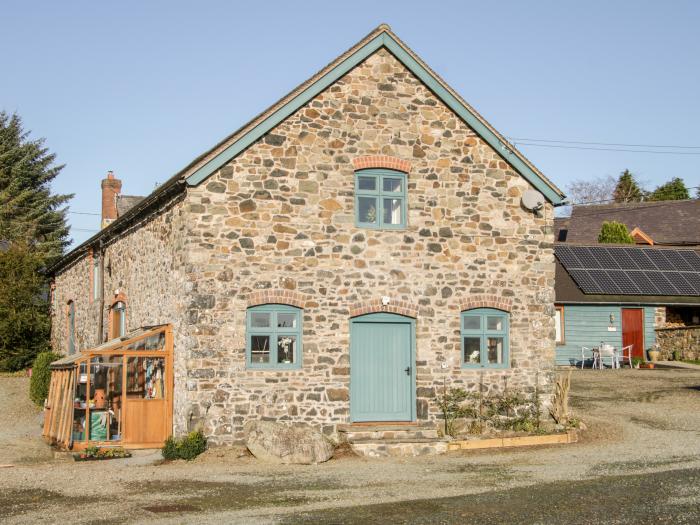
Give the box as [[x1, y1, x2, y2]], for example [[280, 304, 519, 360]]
[[48, 25, 566, 446]]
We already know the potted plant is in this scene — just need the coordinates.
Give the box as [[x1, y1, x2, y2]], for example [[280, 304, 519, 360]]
[[631, 357, 643, 369], [647, 347, 660, 363]]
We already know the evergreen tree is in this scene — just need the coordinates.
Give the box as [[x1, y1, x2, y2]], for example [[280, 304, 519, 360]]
[[0, 112, 73, 262], [648, 177, 690, 201], [0, 241, 52, 370], [0, 112, 72, 370], [598, 221, 635, 244], [612, 170, 644, 203]]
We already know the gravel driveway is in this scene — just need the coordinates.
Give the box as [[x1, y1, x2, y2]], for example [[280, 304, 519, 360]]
[[1, 369, 699, 524]]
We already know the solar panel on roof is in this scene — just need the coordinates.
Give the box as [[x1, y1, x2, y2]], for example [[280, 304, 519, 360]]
[[554, 245, 700, 296]]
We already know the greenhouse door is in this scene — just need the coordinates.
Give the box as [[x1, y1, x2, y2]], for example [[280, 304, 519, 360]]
[[123, 355, 170, 447]]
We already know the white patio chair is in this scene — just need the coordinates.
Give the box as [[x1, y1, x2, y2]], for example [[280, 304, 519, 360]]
[[616, 344, 634, 368], [580, 346, 597, 369], [598, 344, 616, 369]]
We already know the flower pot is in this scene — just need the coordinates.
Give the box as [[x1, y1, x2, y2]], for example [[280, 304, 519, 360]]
[[648, 350, 660, 362]]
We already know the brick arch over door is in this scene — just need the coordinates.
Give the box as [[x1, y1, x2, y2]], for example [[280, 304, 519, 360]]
[[349, 297, 419, 318], [352, 155, 410, 173], [245, 290, 310, 309], [460, 295, 513, 312]]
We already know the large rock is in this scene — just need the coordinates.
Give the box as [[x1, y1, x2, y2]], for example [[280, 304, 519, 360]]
[[244, 421, 335, 464]]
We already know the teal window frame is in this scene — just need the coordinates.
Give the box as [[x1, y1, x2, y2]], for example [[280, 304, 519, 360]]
[[354, 168, 407, 230], [460, 308, 510, 369], [246, 304, 303, 370]]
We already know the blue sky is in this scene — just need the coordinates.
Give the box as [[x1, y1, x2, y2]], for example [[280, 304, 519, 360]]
[[2, 0, 699, 246]]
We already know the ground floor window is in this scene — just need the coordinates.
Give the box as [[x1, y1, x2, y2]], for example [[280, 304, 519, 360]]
[[246, 304, 302, 369], [461, 308, 509, 368], [555, 306, 565, 344]]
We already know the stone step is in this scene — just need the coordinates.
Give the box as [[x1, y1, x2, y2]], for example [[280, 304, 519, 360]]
[[341, 428, 440, 442], [351, 440, 448, 458], [338, 423, 440, 442]]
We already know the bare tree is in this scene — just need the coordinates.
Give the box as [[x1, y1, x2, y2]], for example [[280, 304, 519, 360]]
[[566, 175, 616, 206]]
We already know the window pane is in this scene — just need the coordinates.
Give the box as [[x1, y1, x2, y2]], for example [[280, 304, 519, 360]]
[[463, 316, 480, 330], [487, 337, 504, 365], [464, 337, 481, 364], [554, 309, 562, 343], [383, 177, 402, 192], [251, 312, 271, 328], [277, 312, 297, 328], [251, 335, 270, 363], [126, 357, 165, 399], [358, 197, 378, 224], [383, 198, 402, 225], [487, 316, 504, 331], [277, 335, 297, 364], [358, 176, 376, 191]]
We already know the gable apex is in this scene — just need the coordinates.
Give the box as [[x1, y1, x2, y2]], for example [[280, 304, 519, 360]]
[[183, 25, 565, 204]]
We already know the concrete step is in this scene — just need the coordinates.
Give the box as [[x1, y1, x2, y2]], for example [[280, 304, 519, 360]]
[[351, 440, 448, 458]]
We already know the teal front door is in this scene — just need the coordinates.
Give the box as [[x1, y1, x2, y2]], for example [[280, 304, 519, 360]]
[[350, 313, 415, 422]]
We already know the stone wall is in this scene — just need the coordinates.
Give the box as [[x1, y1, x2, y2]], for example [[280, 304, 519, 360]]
[[655, 326, 700, 360], [52, 195, 187, 353], [179, 49, 557, 444]]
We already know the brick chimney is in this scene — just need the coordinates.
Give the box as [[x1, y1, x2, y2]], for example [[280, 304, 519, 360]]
[[101, 170, 122, 228]]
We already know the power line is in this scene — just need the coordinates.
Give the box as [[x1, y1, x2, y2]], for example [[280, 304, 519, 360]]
[[507, 137, 700, 150], [511, 141, 700, 155]]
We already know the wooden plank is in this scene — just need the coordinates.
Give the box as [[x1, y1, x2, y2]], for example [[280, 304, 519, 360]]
[[450, 432, 574, 451]]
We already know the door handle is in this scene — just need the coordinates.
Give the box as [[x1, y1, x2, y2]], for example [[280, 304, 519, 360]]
[[404, 366, 411, 376]]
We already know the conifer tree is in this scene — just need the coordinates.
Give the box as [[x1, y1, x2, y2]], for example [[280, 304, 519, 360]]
[[648, 177, 690, 201], [612, 170, 644, 203], [0, 112, 73, 263]]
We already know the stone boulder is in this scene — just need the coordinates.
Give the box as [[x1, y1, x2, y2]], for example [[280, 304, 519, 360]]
[[244, 421, 335, 464]]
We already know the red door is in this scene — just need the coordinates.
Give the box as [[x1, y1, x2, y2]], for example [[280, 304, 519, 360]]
[[622, 309, 645, 359]]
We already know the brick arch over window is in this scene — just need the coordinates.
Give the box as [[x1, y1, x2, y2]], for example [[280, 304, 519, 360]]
[[352, 155, 410, 173], [349, 297, 419, 318], [246, 290, 310, 309], [460, 295, 513, 312]]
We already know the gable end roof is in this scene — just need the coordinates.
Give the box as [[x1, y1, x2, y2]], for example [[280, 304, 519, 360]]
[[181, 24, 565, 204]]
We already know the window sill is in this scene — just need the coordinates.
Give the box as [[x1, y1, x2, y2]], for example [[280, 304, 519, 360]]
[[461, 364, 510, 370], [247, 363, 302, 371]]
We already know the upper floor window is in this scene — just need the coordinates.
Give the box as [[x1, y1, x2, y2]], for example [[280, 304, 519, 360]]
[[111, 301, 126, 339], [461, 308, 509, 369], [355, 169, 407, 229], [246, 304, 302, 369], [67, 301, 76, 354], [92, 256, 101, 301]]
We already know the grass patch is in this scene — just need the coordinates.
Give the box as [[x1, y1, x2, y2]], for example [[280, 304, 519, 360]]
[[681, 359, 700, 365]]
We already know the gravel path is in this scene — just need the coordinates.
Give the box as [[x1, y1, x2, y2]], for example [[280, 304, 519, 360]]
[[1, 369, 699, 524]]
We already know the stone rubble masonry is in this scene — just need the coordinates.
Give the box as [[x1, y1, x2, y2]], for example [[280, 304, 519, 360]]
[[51, 48, 557, 446], [655, 326, 700, 361]]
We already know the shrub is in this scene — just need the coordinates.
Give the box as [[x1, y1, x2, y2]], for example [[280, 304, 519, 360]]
[[29, 351, 60, 406], [598, 221, 634, 244], [161, 430, 207, 461]]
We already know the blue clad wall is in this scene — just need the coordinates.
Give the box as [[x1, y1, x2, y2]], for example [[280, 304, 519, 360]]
[[555, 305, 656, 366]]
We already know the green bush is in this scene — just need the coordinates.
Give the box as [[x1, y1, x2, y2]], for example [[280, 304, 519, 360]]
[[161, 430, 207, 461], [29, 351, 60, 406]]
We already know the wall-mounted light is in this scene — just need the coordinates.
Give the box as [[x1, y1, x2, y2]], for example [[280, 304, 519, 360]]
[[609, 313, 615, 325]]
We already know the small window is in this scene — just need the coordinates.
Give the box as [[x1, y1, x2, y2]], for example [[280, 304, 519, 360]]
[[461, 308, 509, 368], [555, 306, 565, 345], [92, 256, 101, 301], [354, 169, 407, 229], [111, 301, 126, 339], [246, 304, 302, 369]]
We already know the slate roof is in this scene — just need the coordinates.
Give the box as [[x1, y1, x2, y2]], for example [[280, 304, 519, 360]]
[[116, 195, 145, 217], [562, 199, 700, 246]]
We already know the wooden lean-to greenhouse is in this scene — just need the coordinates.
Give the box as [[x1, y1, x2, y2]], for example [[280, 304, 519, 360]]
[[43, 325, 173, 450]]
